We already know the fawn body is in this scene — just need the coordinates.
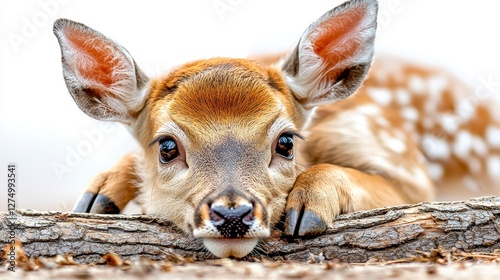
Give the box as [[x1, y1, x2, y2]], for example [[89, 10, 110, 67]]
[[53, 0, 500, 258]]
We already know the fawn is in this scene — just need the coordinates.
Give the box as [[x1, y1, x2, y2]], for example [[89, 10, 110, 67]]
[[53, 0, 500, 258]]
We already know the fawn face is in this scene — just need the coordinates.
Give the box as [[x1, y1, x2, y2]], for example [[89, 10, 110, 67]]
[[136, 59, 303, 257], [54, 0, 378, 257]]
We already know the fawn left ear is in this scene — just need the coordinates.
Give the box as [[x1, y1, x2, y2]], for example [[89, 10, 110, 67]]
[[283, 0, 378, 108], [53, 18, 149, 123]]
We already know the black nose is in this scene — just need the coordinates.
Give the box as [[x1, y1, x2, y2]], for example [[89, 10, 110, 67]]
[[209, 204, 254, 238]]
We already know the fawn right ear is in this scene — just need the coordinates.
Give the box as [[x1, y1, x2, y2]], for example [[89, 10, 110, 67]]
[[53, 19, 149, 123], [283, 0, 377, 108]]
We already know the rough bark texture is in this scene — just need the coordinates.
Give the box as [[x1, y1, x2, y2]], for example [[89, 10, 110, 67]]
[[1, 196, 500, 264]]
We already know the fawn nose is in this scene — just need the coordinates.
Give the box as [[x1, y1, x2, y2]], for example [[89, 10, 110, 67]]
[[209, 203, 254, 238]]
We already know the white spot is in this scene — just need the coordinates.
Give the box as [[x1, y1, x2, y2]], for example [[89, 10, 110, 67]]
[[401, 107, 419, 122], [424, 95, 441, 114], [427, 163, 444, 180], [403, 122, 416, 132], [421, 134, 451, 160], [375, 116, 390, 127], [452, 130, 473, 159], [395, 89, 411, 106], [467, 157, 482, 174], [427, 75, 448, 95], [439, 113, 460, 134], [455, 99, 476, 122], [408, 75, 426, 94], [379, 130, 406, 154], [412, 167, 433, 190], [487, 156, 500, 180], [414, 151, 427, 165], [487, 103, 500, 123], [472, 136, 488, 156], [373, 69, 388, 84], [367, 88, 392, 106], [356, 104, 381, 116], [463, 176, 480, 193], [485, 126, 500, 149]]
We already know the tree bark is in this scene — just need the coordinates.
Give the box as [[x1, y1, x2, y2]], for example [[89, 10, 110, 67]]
[[1, 196, 500, 264]]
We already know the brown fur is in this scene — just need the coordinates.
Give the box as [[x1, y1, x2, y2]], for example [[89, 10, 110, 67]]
[[54, 0, 499, 259], [83, 153, 140, 211]]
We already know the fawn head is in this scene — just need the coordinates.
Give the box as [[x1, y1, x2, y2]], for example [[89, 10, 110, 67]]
[[54, 0, 377, 257]]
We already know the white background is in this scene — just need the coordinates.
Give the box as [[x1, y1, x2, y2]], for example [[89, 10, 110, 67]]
[[1, 0, 500, 211]]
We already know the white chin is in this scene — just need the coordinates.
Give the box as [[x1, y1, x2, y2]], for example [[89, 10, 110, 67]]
[[203, 238, 259, 258]]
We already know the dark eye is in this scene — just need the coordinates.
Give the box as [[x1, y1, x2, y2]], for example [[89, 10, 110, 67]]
[[158, 138, 179, 163], [276, 133, 294, 159]]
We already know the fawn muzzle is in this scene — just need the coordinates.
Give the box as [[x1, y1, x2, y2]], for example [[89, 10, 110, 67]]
[[193, 189, 270, 258]]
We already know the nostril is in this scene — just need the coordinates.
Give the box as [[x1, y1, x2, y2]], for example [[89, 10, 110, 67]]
[[209, 207, 224, 226], [242, 212, 254, 225]]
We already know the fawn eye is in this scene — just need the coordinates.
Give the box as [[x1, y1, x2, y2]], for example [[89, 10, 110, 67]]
[[158, 138, 179, 163], [276, 133, 294, 159]]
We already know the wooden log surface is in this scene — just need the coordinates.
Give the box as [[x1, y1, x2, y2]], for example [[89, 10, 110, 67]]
[[1, 196, 500, 264]]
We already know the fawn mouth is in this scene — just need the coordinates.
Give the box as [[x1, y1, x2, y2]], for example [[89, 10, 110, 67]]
[[202, 237, 260, 258]]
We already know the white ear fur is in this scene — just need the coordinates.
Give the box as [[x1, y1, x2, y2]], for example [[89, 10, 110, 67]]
[[283, 0, 378, 108], [53, 18, 148, 122]]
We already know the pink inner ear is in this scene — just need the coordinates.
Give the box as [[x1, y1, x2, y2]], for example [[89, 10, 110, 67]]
[[312, 8, 365, 80], [65, 29, 123, 95]]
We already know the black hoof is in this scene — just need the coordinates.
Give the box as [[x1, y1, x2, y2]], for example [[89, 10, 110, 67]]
[[72, 192, 97, 213], [72, 192, 120, 214], [284, 208, 328, 237], [297, 210, 328, 236]]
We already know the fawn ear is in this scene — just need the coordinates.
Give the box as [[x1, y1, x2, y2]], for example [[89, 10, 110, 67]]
[[53, 19, 148, 123], [283, 0, 377, 108]]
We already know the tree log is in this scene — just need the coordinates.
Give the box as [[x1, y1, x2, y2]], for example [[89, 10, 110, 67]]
[[1, 196, 500, 264]]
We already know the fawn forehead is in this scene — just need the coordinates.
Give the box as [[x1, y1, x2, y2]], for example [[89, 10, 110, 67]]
[[148, 58, 294, 143]]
